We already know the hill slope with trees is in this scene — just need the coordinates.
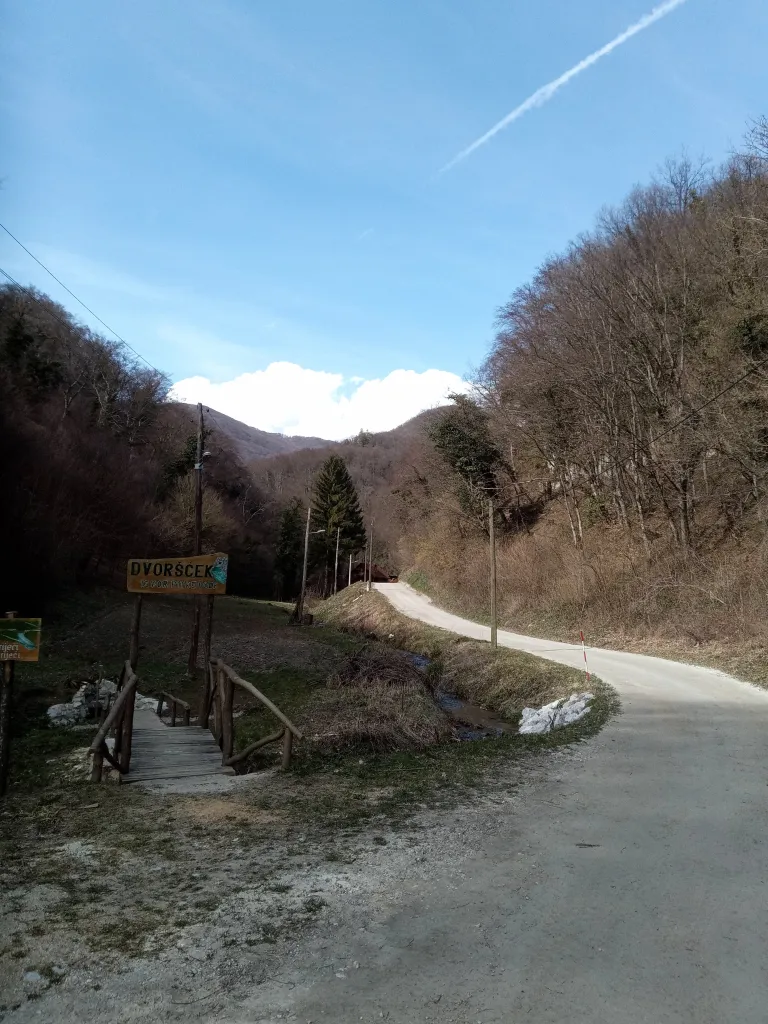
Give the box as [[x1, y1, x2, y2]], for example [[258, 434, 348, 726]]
[[7, 117, 768, 682], [178, 403, 332, 462], [0, 286, 306, 608], [255, 121, 768, 680]]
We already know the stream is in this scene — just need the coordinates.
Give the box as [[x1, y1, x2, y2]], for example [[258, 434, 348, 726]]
[[407, 653, 515, 741]]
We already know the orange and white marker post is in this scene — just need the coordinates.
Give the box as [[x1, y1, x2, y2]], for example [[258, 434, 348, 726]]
[[580, 630, 590, 683]]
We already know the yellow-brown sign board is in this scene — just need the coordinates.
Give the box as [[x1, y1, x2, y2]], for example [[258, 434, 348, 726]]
[[127, 553, 229, 595], [0, 619, 42, 662]]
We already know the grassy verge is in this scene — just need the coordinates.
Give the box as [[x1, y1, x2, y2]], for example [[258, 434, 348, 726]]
[[405, 577, 768, 692], [315, 583, 616, 719], [404, 535, 768, 691], [1, 583, 618, 996]]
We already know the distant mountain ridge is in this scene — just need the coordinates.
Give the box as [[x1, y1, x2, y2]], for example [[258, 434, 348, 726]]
[[247, 405, 446, 472], [174, 403, 334, 461]]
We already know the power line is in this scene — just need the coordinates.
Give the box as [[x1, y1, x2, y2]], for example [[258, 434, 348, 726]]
[[486, 345, 768, 450], [0, 264, 95, 337], [0, 221, 162, 374], [648, 354, 768, 445]]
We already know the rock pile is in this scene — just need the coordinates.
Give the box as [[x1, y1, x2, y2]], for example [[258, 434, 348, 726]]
[[47, 679, 159, 726], [47, 679, 117, 727], [518, 692, 594, 735]]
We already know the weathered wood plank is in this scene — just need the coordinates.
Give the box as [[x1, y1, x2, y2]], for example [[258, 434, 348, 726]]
[[123, 766, 236, 783], [121, 695, 239, 786]]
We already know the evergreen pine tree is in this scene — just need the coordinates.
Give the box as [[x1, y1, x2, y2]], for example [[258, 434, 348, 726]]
[[274, 498, 305, 600], [311, 455, 366, 591]]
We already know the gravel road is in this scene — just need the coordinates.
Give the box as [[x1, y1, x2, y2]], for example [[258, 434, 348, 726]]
[[243, 582, 768, 1023]]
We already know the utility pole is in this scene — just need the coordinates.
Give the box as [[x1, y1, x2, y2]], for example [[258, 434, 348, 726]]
[[366, 523, 374, 592], [187, 403, 204, 677], [333, 527, 341, 595], [348, 553, 352, 589], [489, 497, 497, 649], [293, 505, 313, 623]]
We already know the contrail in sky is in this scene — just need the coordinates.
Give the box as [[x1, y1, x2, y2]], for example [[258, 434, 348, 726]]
[[438, 0, 689, 174]]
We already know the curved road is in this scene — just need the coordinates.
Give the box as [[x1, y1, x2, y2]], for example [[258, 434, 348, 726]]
[[258, 583, 768, 1024], [367, 583, 768, 1022]]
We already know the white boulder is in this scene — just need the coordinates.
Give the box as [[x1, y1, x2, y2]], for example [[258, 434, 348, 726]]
[[519, 692, 594, 735], [47, 679, 117, 727], [47, 702, 87, 726]]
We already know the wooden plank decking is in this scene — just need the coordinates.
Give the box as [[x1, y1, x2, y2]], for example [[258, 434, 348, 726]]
[[122, 707, 235, 784]]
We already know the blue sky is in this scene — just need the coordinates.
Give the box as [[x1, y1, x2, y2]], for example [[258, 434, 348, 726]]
[[2, 0, 766, 437]]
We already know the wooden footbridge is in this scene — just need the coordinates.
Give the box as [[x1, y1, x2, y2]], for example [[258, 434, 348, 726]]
[[88, 660, 302, 785]]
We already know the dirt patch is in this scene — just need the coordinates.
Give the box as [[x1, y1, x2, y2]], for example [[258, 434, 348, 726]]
[[175, 797, 285, 827]]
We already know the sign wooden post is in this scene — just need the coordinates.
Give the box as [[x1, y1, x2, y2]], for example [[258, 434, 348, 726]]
[[0, 612, 42, 797], [129, 595, 143, 670], [199, 595, 216, 722]]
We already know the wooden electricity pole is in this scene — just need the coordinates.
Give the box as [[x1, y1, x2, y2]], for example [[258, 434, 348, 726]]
[[292, 505, 312, 623], [366, 523, 374, 592], [333, 527, 341, 595], [187, 402, 205, 677], [201, 594, 215, 709], [348, 553, 352, 589], [0, 611, 16, 798], [489, 497, 497, 649]]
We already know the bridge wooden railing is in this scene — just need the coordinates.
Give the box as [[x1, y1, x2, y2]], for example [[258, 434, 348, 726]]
[[156, 692, 191, 727], [204, 658, 302, 770], [89, 661, 138, 782]]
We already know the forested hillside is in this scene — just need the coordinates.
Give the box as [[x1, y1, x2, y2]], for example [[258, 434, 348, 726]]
[[176, 403, 331, 462], [249, 410, 444, 570], [460, 122, 768, 650], [257, 121, 768, 664], [0, 286, 279, 609]]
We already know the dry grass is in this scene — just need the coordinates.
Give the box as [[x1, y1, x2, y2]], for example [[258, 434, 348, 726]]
[[304, 648, 451, 752], [403, 505, 768, 688], [438, 640, 583, 718], [316, 586, 593, 719]]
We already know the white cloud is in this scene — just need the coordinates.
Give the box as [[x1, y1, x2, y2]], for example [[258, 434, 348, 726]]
[[169, 361, 469, 440]]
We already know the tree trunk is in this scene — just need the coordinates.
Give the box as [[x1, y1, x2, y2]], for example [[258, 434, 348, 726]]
[[679, 476, 692, 550], [559, 471, 582, 549]]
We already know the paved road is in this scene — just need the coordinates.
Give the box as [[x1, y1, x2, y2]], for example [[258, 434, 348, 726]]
[[245, 582, 768, 1024]]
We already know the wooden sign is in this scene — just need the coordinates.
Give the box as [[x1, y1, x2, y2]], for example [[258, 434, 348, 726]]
[[0, 618, 42, 662], [127, 554, 229, 595]]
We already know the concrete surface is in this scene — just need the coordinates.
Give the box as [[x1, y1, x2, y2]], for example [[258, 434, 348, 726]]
[[238, 582, 768, 1023]]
